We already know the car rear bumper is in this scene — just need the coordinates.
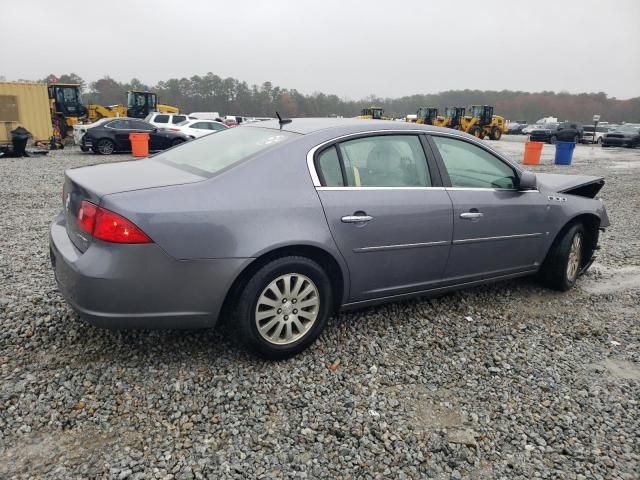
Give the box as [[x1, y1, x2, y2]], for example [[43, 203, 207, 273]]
[[49, 212, 252, 329]]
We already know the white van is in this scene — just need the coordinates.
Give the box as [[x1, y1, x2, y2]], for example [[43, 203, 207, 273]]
[[189, 112, 222, 121]]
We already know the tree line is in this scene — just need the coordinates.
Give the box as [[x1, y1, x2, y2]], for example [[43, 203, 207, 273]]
[[39, 73, 640, 123]]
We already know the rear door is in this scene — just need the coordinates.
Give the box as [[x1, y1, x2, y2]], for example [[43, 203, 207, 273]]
[[428, 134, 549, 281], [313, 133, 453, 302]]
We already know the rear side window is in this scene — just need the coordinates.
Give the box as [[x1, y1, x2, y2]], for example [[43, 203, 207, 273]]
[[130, 120, 153, 130], [172, 115, 187, 124], [106, 120, 125, 129], [154, 115, 169, 124], [316, 147, 344, 187], [432, 136, 517, 189], [337, 135, 431, 187], [156, 127, 298, 176]]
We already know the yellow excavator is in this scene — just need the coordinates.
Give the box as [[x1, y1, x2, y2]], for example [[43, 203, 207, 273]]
[[358, 106, 390, 120], [458, 105, 507, 140], [433, 107, 466, 129], [412, 107, 439, 125]]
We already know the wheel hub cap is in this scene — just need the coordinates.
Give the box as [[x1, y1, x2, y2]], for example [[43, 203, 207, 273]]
[[566, 233, 583, 281], [255, 273, 320, 345]]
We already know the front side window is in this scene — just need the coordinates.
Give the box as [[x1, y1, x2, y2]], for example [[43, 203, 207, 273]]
[[154, 115, 169, 124], [336, 135, 431, 187], [432, 136, 517, 189], [172, 115, 187, 124], [191, 122, 207, 129], [156, 127, 298, 176], [210, 122, 226, 131]]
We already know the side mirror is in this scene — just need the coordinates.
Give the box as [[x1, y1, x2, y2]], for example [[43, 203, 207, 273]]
[[518, 171, 537, 190]]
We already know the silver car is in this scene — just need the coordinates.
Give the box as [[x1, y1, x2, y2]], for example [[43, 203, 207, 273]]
[[50, 118, 609, 358]]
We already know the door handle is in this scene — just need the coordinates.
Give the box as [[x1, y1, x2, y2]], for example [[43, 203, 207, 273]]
[[341, 215, 373, 223], [460, 212, 484, 220]]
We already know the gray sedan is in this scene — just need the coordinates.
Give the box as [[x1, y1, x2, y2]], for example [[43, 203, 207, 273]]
[[50, 118, 609, 358]]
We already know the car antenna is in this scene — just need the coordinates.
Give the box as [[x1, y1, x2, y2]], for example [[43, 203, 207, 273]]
[[276, 111, 292, 128]]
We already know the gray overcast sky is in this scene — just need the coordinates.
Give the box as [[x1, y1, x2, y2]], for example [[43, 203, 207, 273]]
[[1, 0, 639, 99]]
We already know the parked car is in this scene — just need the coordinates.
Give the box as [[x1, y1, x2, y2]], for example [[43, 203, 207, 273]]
[[145, 113, 195, 128], [73, 118, 112, 151], [51, 119, 609, 358], [601, 124, 640, 148], [81, 118, 190, 155], [189, 112, 221, 121], [506, 120, 528, 135], [522, 123, 542, 135], [170, 119, 228, 138], [581, 125, 614, 144], [529, 122, 583, 144]]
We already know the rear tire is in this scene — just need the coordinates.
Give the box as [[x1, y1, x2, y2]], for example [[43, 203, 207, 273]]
[[95, 138, 115, 155], [170, 138, 184, 147], [490, 127, 502, 140], [538, 223, 586, 291], [233, 256, 333, 359]]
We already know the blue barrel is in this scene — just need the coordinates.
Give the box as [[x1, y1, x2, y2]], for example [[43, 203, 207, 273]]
[[554, 142, 576, 165]]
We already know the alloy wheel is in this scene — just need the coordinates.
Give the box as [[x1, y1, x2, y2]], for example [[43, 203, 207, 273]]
[[566, 232, 583, 281], [97, 139, 114, 155], [254, 273, 320, 345]]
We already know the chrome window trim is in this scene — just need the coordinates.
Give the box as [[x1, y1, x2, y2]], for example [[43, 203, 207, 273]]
[[452, 232, 543, 245], [306, 128, 525, 188], [446, 187, 540, 193], [353, 240, 450, 253], [316, 186, 446, 191]]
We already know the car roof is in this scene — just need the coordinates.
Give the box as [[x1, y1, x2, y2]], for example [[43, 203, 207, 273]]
[[244, 117, 477, 138]]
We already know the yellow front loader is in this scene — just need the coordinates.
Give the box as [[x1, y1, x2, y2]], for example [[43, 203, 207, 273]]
[[358, 106, 390, 120], [433, 107, 466, 129], [458, 105, 507, 140]]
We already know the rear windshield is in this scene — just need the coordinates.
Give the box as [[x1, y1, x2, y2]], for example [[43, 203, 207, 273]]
[[155, 126, 298, 176]]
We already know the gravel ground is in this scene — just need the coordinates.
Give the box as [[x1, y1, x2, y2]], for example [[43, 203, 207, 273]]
[[0, 140, 638, 479]]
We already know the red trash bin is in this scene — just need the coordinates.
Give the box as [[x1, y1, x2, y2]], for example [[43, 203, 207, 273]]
[[523, 141, 543, 165]]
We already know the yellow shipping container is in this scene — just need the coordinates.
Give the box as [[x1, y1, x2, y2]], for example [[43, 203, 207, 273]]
[[0, 82, 53, 144]]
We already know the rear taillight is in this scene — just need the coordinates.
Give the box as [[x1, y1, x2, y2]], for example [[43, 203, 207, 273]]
[[77, 200, 152, 244]]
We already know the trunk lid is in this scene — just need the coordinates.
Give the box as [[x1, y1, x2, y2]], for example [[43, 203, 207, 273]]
[[63, 159, 205, 252], [535, 173, 604, 198]]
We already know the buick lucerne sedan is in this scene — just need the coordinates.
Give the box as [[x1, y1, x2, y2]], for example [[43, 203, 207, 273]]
[[50, 119, 609, 358]]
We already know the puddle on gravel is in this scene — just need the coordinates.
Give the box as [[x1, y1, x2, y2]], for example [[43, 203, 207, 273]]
[[608, 160, 640, 169], [602, 359, 640, 381], [582, 266, 640, 294]]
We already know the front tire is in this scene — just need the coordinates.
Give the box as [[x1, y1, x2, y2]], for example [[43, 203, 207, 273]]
[[170, 138, 185, 147], [95, 138, 115, 155], [538, 223, 586, 291], [234, 256, 333, 359], [550, 135, 558, 145], [469, 126, 483, 139]]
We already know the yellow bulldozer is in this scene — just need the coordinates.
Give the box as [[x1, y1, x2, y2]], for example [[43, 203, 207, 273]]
[[412, 107, 439, 125], [458, 105, 507, 140], [433, 107, 466, 129], [358, 106, 390, 120]]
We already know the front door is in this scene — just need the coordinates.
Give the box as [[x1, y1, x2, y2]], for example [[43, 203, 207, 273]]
[[313, 134, 453, 302], [429, 134, 549, 281]]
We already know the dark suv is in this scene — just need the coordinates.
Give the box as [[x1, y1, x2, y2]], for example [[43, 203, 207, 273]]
[[529, 122, 583, 144]]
